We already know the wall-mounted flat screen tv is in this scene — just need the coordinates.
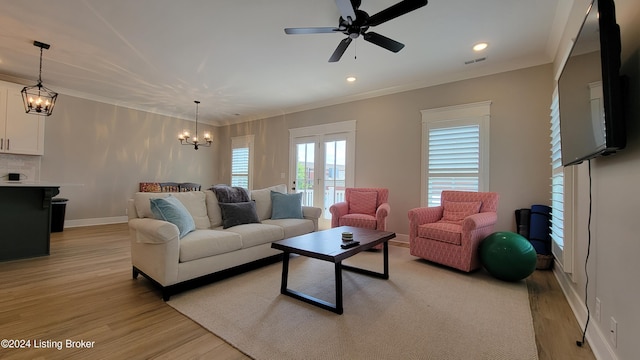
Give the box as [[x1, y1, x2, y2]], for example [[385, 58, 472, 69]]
[[558, 0, 626, 166]]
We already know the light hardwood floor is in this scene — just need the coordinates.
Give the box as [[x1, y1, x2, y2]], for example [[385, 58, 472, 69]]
[[0, 224, 595, 359]]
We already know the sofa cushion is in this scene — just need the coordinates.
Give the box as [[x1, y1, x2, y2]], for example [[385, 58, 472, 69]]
[[223, 223, 284, 248], [263, 218, 315, 238], [205, 190, 223, 228], [270, 191, 303, 219], [442, 200, 482, 222], [219, 201, 260, 229], [150, 195, 196, 238], [134, 191, 210, 229], [179, 230, 243, 262], [251, 184, 287, 221], [348, 191, 378, 215], [418, 222, 463, 245]]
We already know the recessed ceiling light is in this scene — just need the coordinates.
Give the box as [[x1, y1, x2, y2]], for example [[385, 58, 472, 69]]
[[346, 76, 357, 83], [473, 42, 488, 52]]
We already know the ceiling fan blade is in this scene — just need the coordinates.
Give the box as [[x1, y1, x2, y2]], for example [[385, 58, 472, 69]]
[[335, 0, 357, 22], [329, 37, 353, 62], [284, 27, 339, 35], [363, 32, 405, 53], [365, 0, 428, 27]]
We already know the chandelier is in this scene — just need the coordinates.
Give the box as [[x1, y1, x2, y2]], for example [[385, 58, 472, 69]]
[[178, 100, 212, 150], [21, 41, 58, 116]]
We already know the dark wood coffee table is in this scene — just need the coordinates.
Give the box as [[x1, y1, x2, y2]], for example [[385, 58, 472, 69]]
[[271, 226, 396, 314]]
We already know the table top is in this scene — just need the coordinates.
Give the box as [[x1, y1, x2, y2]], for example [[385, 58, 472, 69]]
[[0, 181, 61, 188], [271, 226, 395, 263]]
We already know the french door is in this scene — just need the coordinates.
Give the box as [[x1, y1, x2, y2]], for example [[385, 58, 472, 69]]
[[289, 121, 355, 228]]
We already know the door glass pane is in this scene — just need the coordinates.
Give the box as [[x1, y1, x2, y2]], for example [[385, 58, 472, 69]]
[[295, 142, 315, 206], [324, 140, 346, 218]]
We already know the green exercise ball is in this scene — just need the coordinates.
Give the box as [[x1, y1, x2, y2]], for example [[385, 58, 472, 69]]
[[479, 231, 537, 282]]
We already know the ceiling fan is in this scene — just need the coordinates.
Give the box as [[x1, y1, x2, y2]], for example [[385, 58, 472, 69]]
[[284, 0, 428, 62]]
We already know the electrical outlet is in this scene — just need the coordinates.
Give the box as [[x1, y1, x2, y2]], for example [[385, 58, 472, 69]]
[[595, 298, 601, 322], [610, 317, 617, 348]]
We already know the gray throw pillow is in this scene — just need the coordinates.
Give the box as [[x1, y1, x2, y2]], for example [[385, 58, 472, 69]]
[[219, 201, 260, 229]]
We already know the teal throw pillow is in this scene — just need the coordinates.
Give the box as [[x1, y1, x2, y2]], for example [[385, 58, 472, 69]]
[[150, 195, 196, 238], [270, 191, 303, 219], [219, 201, 260, 229]]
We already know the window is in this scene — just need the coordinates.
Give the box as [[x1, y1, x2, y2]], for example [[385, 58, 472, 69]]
[[549, 88, 573, 273], [231, 135, 254, 189], [421, 101, 490, 207]]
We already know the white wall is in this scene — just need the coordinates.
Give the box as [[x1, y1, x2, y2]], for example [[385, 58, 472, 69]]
[[553, 1, 640, 359], [8, 94, 219, 225]]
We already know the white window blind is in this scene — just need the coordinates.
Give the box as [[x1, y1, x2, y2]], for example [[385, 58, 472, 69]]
[[549, 88, 571, 272], [231, 135, 254, 189], [427, 125, 480, 206], [421, 101, 490, 207]]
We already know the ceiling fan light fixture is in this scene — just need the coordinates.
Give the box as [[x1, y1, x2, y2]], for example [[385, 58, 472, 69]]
[[346, 76, 357, 82], [473, 42, 488, 52]]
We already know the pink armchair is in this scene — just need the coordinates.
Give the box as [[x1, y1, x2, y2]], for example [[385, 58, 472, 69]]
[[329, 188, 390, 241], [408, 191, 499, 272]]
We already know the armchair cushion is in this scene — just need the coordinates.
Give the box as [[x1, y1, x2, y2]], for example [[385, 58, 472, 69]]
[[442, 200, 482, 223], [348, 190, 378, 215], [339, 213, 377, 229], [418, 222, 463, 245]]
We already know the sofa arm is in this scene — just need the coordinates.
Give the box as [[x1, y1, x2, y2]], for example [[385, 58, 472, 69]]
[[462, 212, 498, 232], [376, 202, 390, 220], [128, 218, 180, 244], [128, 218, 181, 287], [407, 206, 443, 226], [302, 206, 322, 220], [376, 202, 391, 230], [302, 206, 322, 232], [329, 202, 348, 228], [407, 206, 444, 241]]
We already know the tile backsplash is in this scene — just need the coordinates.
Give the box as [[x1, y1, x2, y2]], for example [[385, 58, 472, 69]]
[[0, 154, 40, 181]]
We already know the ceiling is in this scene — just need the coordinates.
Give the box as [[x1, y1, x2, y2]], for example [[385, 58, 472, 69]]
[[0, 0, 567, 126]]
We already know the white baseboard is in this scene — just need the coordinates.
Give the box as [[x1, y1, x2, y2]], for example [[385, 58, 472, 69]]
[[64, 216, 128, 228], [553, 261, 618, 360], [392, 233, 409, 243]]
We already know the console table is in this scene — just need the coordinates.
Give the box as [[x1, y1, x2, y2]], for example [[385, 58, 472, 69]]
[[0, 182, 60, 261]]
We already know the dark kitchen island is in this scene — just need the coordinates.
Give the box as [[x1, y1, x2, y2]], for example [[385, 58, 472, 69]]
[[0, 182, 60, 261]]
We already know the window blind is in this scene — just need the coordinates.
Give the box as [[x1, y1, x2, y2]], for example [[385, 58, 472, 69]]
[[427, 124, 480, 207], [231, 135, 254, 189], [549, 91, 565, 254], [231, 147, 249, 188]]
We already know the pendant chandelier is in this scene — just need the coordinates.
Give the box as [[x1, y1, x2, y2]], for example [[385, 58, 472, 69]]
[[21, 41, 58, 116], [178, 100, 212, 150]]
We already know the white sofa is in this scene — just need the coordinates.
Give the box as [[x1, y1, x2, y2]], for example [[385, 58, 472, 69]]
[[127, 184, 322, 300]]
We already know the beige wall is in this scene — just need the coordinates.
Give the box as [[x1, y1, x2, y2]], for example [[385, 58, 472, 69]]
[[38, 95, 218, 223], [218, 64, 554, 236]]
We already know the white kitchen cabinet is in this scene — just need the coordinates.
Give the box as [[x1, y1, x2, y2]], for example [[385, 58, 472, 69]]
[[0, 81, 45, 155]]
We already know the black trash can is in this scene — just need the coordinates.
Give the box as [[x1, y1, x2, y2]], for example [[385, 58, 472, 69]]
[[51, 198, 68, 232]]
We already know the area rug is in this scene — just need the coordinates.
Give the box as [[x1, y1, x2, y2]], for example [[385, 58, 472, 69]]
[[167, 246, 538, 360]]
